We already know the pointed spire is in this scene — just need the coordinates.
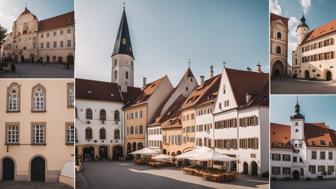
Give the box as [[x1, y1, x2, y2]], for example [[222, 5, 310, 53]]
[[295, 97, 300, 114], [112, 6, 134, 58]]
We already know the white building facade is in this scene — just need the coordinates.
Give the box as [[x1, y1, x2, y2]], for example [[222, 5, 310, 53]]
[[212, 67, 270, 176], [292, 16, 336, 81], [271, 102, 336, 180], [76, 97, 124, 161], [1, 7, 75, 66]]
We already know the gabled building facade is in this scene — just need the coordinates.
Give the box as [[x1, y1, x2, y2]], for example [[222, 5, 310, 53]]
[[213, 67, 269, 176], [147, 68, 198, 151], [270, 101, 336, 180], [124, 76, 174, 158], [292, 16, 336, 81], [1, 7, 75, 66]]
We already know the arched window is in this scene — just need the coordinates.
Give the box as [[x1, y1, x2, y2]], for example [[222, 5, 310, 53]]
[[276, 46, 281, 54], [114, 70, 118, 80], [114, 110, 120, 121], [114, 129, 120, 139], [85, 127, 92, 139], [125, 71, 129, 79], [7, 82, 20, 112], [86, 108, 92, 120], [277, 32, 282, 39], [100, 128, 106, 140], [32, 84, 46, 112], [100, 109, 106, 121], [67, 83, 74, 107]]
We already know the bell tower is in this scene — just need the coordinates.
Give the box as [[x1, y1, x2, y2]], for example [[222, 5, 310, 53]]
[[111, 6, 134, 92], [290, 98, 305, 149], [296, 14, 309, 46]]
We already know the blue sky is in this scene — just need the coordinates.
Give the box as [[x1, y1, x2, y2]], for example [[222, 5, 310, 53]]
[[0, 0, 73, 32], [271, 96, 336, 129], [270, 0, 336, 65], [76, 0, 268, 86]]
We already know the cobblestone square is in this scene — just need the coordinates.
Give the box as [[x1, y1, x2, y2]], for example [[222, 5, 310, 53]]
[[0, 63, 74, 78], [76, 161, 269, 189]]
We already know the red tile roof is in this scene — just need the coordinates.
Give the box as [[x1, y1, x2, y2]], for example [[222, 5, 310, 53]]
[[270, 122, 336, 148], [270, 123, 292, 149], [181, 74, 221, 110], [225, 68, 269, 108], [39, 11, 74, 31], [75, 78, 141, 103], [302, 19, 336, 44], [125, 76, 166, 108], [304, 122, 336, 147]]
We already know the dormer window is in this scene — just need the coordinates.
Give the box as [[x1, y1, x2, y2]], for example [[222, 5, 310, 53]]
[[320, 140, 326, 145]]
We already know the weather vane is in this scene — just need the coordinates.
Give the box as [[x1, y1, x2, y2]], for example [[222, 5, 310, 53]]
[[188, 58, 191, 68], [223, 61, 226, 68]]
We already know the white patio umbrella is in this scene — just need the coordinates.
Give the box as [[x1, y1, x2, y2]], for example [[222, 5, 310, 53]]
[[130, 147, 161, 155], [175, 146, 213, 159], [152, 154, 173, 161], [188, 150, 238, 161]]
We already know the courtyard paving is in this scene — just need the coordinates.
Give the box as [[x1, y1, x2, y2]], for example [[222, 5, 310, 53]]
[[76, 161, 269, 189], [0, 181, 72, 189], [271, 179, 336, 189], [0, 62, 74, 78], [271, 78, 336, 94]]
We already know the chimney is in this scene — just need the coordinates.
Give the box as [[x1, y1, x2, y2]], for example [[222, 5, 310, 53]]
[[142, 77, 147, 89], [200, 76, 205, 85], [246, 92, 252, 103], [210, 65, 214, 78], [256, 61, 262, 73]]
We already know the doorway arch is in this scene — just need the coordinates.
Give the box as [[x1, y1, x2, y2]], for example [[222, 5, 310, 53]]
[[2, 157, 15, 181], [99, 146, 108, 160], [251, 161, 258, 176], [31, 156, 45, 182], [112, 146, 123, 160], [326, 70, 332, 81], [293, 170, 300, 180], [272, 60, 285, 78], [243, 162, 248, 174], [304, 70, 310, 79], [83, 146, 94, 161]]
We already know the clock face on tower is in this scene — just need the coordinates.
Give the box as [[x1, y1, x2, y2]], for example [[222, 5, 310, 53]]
[[122, 38, 126, 45]]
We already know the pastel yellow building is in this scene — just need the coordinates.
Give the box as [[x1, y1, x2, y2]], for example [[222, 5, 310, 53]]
[[0, 79, 74, 186], [124, 76, 173, 158]]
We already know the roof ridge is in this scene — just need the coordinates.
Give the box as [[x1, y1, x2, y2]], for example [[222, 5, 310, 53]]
[[39, 11, 74, 22]]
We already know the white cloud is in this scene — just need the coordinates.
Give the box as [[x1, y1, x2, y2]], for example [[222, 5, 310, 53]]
[[288, 16, 299, 38], [287, 17, 300, 65], [300, 0, 311, 14], [270, 0, 282, 15]]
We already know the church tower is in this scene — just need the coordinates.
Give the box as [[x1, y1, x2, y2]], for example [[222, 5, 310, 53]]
[[296, 14, 309, 46], [111, 6, 134, 92], [290, 99, 305, 149]]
